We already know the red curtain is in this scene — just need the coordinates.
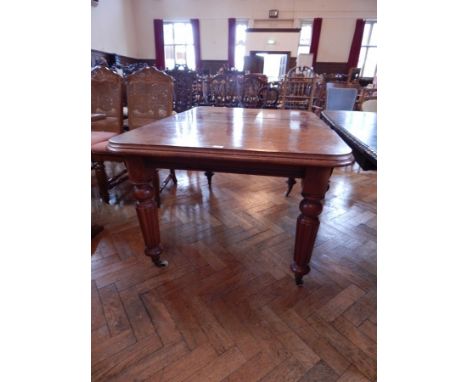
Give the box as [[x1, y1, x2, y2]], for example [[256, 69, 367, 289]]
[[191, 19, 202, 71], [153, 19, 165, 69], [347, 19, 365, 70], [227, 18, 236, 69], [309, 18, 322, 66]]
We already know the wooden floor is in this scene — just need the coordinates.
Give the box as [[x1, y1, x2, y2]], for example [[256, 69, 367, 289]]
[[91, 164, 377, 382]]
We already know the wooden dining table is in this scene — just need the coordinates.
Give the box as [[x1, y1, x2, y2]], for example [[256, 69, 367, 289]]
[[107, 106, 354, 285], [321, 110, 377, 171]]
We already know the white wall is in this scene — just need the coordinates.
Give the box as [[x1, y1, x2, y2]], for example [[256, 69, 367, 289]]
[[91, 0, 138, 57], [245, 32, 300, 56], [318, 18, 356, 62], [200, 19, 228, 60], [92, 0, 376, 62]]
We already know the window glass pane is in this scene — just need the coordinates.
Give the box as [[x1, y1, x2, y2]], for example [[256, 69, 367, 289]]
[[362, 23, 371, 45], [165, 45, 175, 62], [164, 23, 173, 44], [297, 45, 309, 57], [357, 47, 367, 70], [236, 24, 247, 44], [174, 23, 187, 44], [369, 23, 377, 46], [235, 45, 245, 71], [175, 45, 186, 65], [299, 23, 312, 45], [165, 58, 175, 70], [185, 23, 194, 44], [186, 45, 195, 70], [362, 47, 377, 77], [165, 45, 175, 69]]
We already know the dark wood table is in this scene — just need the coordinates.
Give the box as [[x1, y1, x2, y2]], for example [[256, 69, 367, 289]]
[[321, 110, 377, 170], [108, 107, 353, 285]]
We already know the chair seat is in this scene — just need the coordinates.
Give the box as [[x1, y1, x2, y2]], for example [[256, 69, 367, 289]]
[[91, 116, 122, 133], [91, 131, 119, 146], [91, 140, 111, 155]]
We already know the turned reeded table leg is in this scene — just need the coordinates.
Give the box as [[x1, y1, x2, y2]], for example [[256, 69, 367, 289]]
[[291, 167, 333, 285], [126, 158, 167, 267]]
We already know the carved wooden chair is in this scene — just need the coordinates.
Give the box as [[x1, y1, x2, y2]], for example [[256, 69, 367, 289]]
[[91, 130, 162, 207], [309, 75, 326, 114], [225, 71, 243, 107], [126, 66, 175, 129], [193, 74, 210, 106], [286, 65, 314, 78], [126, 66, 177, 194], [91, 66, 124, 133], [240, 74, 268, 108], [165, 64, 197, 113], [279, 74, 317, 112], [258, 85, 280, 109], [91, 67, 129, 203], [357, 87, 377, 110], [91, 131, 126, 204], [280, 70, 327, 196], [207, 73, 228, 106]]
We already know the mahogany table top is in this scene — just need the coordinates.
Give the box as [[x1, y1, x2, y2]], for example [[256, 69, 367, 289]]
[[108, 107, 353, 168]]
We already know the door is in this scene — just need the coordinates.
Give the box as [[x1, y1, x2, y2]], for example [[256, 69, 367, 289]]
[[244, 54, 264, 74]]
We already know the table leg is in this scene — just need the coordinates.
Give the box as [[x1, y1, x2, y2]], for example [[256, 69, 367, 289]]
[[126, 158, 167, 267], [291, 167, 333, 285]]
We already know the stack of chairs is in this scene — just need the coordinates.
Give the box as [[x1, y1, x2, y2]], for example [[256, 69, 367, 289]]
[[278, 66, 318, 112]]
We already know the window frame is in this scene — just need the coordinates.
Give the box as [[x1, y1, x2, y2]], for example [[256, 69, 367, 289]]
[[234, 20, 248, 72], [163, 21, 196, 70], [358, 20, 377, 78], [297, 20, 313, 58]]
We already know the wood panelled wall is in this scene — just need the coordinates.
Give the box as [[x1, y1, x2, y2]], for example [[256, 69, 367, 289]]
[[92, 49, 348, 76], [92, 50, 155, 68]]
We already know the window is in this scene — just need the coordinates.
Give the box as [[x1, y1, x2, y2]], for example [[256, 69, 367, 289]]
[[234, 21, 248, 71], [297, 21, 312, 57], [358, 20, 377, 78], [163, 22, 195, 70]]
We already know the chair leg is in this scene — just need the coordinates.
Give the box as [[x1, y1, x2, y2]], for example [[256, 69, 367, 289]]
[[91, 224, 104, 238], [285, 177, 296, 197], [205, 171, 214, 188], [93, 160, 110, 204], [170, 169, 177, 184], [153, 169, 161, 208]]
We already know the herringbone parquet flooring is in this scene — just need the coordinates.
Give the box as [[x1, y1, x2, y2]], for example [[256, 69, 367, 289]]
[[91, 164, 377, 381]]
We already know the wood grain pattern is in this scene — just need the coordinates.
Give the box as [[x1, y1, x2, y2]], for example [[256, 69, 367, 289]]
[[108, 107, 353, 167], [92, 166, 376, 381]]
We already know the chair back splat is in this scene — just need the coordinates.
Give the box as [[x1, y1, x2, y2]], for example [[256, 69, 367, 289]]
[[91, 66, 124, 133], [126, 66, 174, 130], [165, 64, 197, 113]]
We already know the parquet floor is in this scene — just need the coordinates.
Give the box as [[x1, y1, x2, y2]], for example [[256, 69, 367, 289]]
[[91, 163, 377, 381]]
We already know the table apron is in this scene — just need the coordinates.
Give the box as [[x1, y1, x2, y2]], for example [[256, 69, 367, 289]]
[[140, 157, 306, 179]]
